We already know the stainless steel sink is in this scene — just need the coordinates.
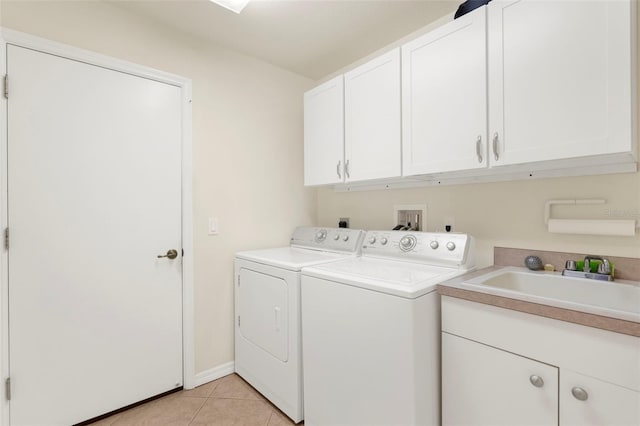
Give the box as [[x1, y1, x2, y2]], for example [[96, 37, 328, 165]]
[[462, 267, 640, 322]]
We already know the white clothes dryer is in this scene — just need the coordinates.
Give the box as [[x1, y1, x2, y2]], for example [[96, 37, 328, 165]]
[[301, 230, 475, 426], [234, 227, 365, 423]]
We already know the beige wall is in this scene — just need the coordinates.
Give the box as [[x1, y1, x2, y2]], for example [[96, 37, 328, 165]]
[[317, 173, 640, 268], [0, 0, 316, 373], [317, 4, 640, 270]]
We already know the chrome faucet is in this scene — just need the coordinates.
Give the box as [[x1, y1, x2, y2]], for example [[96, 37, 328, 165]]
[[583, 255, 610, 274], [562, 255, 613, 281]]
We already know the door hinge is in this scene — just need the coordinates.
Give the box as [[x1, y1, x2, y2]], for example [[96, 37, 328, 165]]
[[237, 275, 240, 287], [237, 316, 240, 327], [5, 378, 10, 401], [4, 228, 8, 250], [3, 75, 7, 99]]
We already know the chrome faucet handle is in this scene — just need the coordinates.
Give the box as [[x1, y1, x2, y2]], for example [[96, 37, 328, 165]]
[[583, 256, 611, 274], [583, 255, 598, 272], [565, 260, 577, 271]]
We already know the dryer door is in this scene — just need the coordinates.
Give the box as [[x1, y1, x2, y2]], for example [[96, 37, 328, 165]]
[[238, 268, 289, 362]]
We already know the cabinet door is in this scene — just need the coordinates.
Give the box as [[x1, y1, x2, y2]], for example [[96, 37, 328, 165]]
[[560, 369, 640, 426], [488, 0, 634, 166], [344, 49, 401, 181], [304, 75, 344, 186], [443, 332, 558, 426], [402, 6, 487, 176]]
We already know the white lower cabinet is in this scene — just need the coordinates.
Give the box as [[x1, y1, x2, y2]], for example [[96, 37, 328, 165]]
[[443, 333, 558, 426], [442, 297, 640, 426], [560, 370, 640, 426]]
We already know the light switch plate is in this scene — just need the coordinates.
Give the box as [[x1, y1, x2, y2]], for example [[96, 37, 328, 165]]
[[208, 217, 219, 235]]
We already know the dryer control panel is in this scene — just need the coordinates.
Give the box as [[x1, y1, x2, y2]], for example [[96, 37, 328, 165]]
[[362, 230, 475, 269], [290, 227, 365, 254]]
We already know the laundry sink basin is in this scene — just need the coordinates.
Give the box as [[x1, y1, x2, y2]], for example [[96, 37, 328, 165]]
[[462, 267, 640, 322]]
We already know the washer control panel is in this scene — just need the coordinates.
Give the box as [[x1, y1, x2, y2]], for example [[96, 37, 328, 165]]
[[362, 230, 474, 268], [291, 227, 365, 253]]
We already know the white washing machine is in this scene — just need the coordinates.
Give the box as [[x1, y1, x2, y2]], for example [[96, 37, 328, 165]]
[[301, 230, 475, 426], [234, 226, 365, 423]]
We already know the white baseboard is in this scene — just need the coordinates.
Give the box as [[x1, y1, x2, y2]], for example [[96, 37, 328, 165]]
[[191, 361, 235, 388]]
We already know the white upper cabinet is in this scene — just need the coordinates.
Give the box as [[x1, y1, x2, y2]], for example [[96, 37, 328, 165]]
[[303, 0, 636, 187], [344, 49, 401, 181], [402, 6, 488, 176], [304, 75, 344, 186], [488, 0, 635, 166]]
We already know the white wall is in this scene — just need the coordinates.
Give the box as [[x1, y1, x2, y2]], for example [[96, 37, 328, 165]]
[[0, 0, 316, 374], [317, 5, 640, 269]]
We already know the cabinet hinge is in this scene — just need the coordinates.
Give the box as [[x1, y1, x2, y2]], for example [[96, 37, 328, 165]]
[[237, 275, 240, 287], [237, 316, 240, 327], [3, 75, 7, 99], [5, 378, 10, 401], [4, 228, 8, 250]]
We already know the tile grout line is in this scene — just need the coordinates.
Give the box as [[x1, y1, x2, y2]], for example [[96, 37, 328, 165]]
[[186, 394, 209, 425], [185, 379, 219, 425], [266, 410, 275, 426]]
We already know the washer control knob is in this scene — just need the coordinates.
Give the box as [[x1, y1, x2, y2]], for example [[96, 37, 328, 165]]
[[369, 236, 376, 244], [380, 237, 388, 245], [399, 235, 417, 252], [315, 230, 327, 242], [333, 234, 340, 241], [343, 235, 349, 242], [430, 241, 439, 250], [446, 241, 456, 251]]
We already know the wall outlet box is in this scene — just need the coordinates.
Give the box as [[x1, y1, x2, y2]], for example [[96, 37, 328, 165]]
[[393, 204, 427, 231]]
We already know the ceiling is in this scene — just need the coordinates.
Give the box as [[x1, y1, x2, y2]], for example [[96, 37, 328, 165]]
[[111, 0, 459, 80]]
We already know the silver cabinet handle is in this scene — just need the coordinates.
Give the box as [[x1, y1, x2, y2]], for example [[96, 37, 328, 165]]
[[529, 375, 544, 388], [158, 249, 178, 259], [345, 159, 350, 179], [476, 135, 483, 163], [571, 387, 588, 401], [492, 132, 500, 161], [336, 160, 342, 179]]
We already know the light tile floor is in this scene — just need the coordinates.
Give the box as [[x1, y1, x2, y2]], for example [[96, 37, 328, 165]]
[[90, 374, 298, 426]]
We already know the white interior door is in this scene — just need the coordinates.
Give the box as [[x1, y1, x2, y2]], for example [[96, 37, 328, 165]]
[[7, 45, 183, 425]]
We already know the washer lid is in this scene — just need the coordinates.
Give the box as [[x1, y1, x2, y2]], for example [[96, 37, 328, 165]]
[[302, 257, 469, 299], [236, 247, 351, 271]]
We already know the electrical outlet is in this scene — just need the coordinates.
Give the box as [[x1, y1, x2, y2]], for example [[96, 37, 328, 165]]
[[444, 216, 455, 232], [339, 217, 350, 228]]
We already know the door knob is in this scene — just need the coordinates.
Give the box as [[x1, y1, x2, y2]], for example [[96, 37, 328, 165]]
[[157, 249, 178, 259]]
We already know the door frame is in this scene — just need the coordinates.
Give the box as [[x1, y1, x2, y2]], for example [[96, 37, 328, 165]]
[[0, 28, 195, 425]]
